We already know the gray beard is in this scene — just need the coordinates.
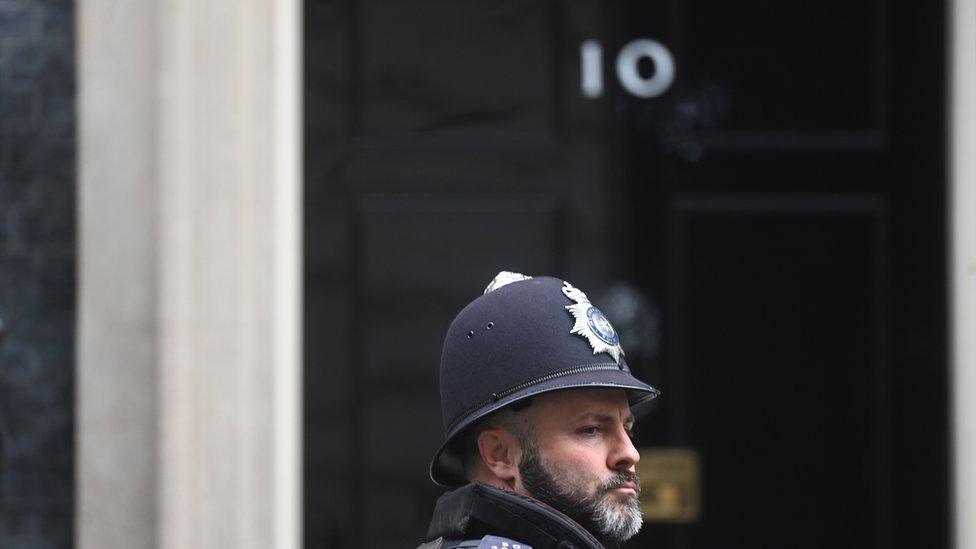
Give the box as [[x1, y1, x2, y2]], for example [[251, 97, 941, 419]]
[[518, 443, 643, 544]]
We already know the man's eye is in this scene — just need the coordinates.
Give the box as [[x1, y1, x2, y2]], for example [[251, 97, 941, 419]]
[[578, 426, 600, 436]]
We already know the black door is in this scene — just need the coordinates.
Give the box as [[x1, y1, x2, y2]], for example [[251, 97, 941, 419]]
[[303, 1, 948, 547], [625, 1, 948, 548]]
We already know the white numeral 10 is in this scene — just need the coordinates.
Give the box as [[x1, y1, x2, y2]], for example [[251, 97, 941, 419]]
[[581, 39, 676, 99]]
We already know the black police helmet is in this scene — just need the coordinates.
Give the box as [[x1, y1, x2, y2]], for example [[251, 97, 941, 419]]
[[430, 272, 660, 486]]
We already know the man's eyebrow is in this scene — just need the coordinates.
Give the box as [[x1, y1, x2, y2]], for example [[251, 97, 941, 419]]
[[574, 412, 636, 426]]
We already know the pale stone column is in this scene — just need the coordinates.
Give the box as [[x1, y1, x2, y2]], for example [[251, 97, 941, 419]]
[[951, 0, 976, 547], [77, 0, 160, 545], [77, 0, 301, 546]]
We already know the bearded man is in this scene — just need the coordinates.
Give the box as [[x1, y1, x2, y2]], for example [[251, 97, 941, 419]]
[[420, 272, 660, 549]]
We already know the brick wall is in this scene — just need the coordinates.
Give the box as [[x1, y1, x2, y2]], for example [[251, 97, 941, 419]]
[[0, 0, 76, 547]]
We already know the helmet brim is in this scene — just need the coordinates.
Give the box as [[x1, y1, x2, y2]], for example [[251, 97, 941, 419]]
[[428, 368, 660, 487]]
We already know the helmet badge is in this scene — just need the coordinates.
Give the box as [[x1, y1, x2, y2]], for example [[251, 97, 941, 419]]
[[484, 270, 533, 294], [562, 281, 625, 364]]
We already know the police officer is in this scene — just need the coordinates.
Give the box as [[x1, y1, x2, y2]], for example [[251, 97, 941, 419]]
[[420, 272, 660, 549]]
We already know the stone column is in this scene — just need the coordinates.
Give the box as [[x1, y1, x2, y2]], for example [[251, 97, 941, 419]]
[[951, 0, 976, 547], [77, 0, 301, 546]]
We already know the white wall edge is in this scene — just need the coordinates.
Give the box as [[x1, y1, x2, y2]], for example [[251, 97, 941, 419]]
[[950, 0, 976, 547], [273, 0, 302, 546]]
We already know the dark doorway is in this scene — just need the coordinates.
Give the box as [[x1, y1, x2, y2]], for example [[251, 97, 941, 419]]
[[302, 1, 948, 547], [623, 1, 948, 548]]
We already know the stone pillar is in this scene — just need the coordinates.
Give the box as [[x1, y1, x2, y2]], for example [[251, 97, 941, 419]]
[[951, 0, 976, 547], [77, 0, 301, 546]]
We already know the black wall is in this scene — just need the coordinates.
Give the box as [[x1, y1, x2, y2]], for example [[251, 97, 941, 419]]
[[0, 0, 76, 547]]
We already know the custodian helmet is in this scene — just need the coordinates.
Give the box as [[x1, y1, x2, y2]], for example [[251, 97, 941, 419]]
[[429, 271, 660, 486]]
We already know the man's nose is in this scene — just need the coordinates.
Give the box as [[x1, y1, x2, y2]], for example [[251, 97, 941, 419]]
[[608, 426, 640, 471]]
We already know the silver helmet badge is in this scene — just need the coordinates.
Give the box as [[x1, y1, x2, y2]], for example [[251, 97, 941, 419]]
[[562, 281, 625, 364]]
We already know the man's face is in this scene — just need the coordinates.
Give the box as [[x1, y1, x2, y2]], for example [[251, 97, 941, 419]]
[[513, 388, 643, 543]]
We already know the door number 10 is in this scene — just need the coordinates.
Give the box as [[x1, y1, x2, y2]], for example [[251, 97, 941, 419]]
[[580, 39, 676, 99]]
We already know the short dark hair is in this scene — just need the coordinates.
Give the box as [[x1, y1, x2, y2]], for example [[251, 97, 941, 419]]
[[461, 399, 535, 480]]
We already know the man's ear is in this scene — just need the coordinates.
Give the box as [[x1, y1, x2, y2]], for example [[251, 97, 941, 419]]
[[476, 427, 520, 484]]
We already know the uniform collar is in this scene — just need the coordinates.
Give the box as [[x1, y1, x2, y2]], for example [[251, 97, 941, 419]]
[[425, 483, 605, 549]]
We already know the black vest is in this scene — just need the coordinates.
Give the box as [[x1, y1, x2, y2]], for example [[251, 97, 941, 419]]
[[419, 483, 605, 549]]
